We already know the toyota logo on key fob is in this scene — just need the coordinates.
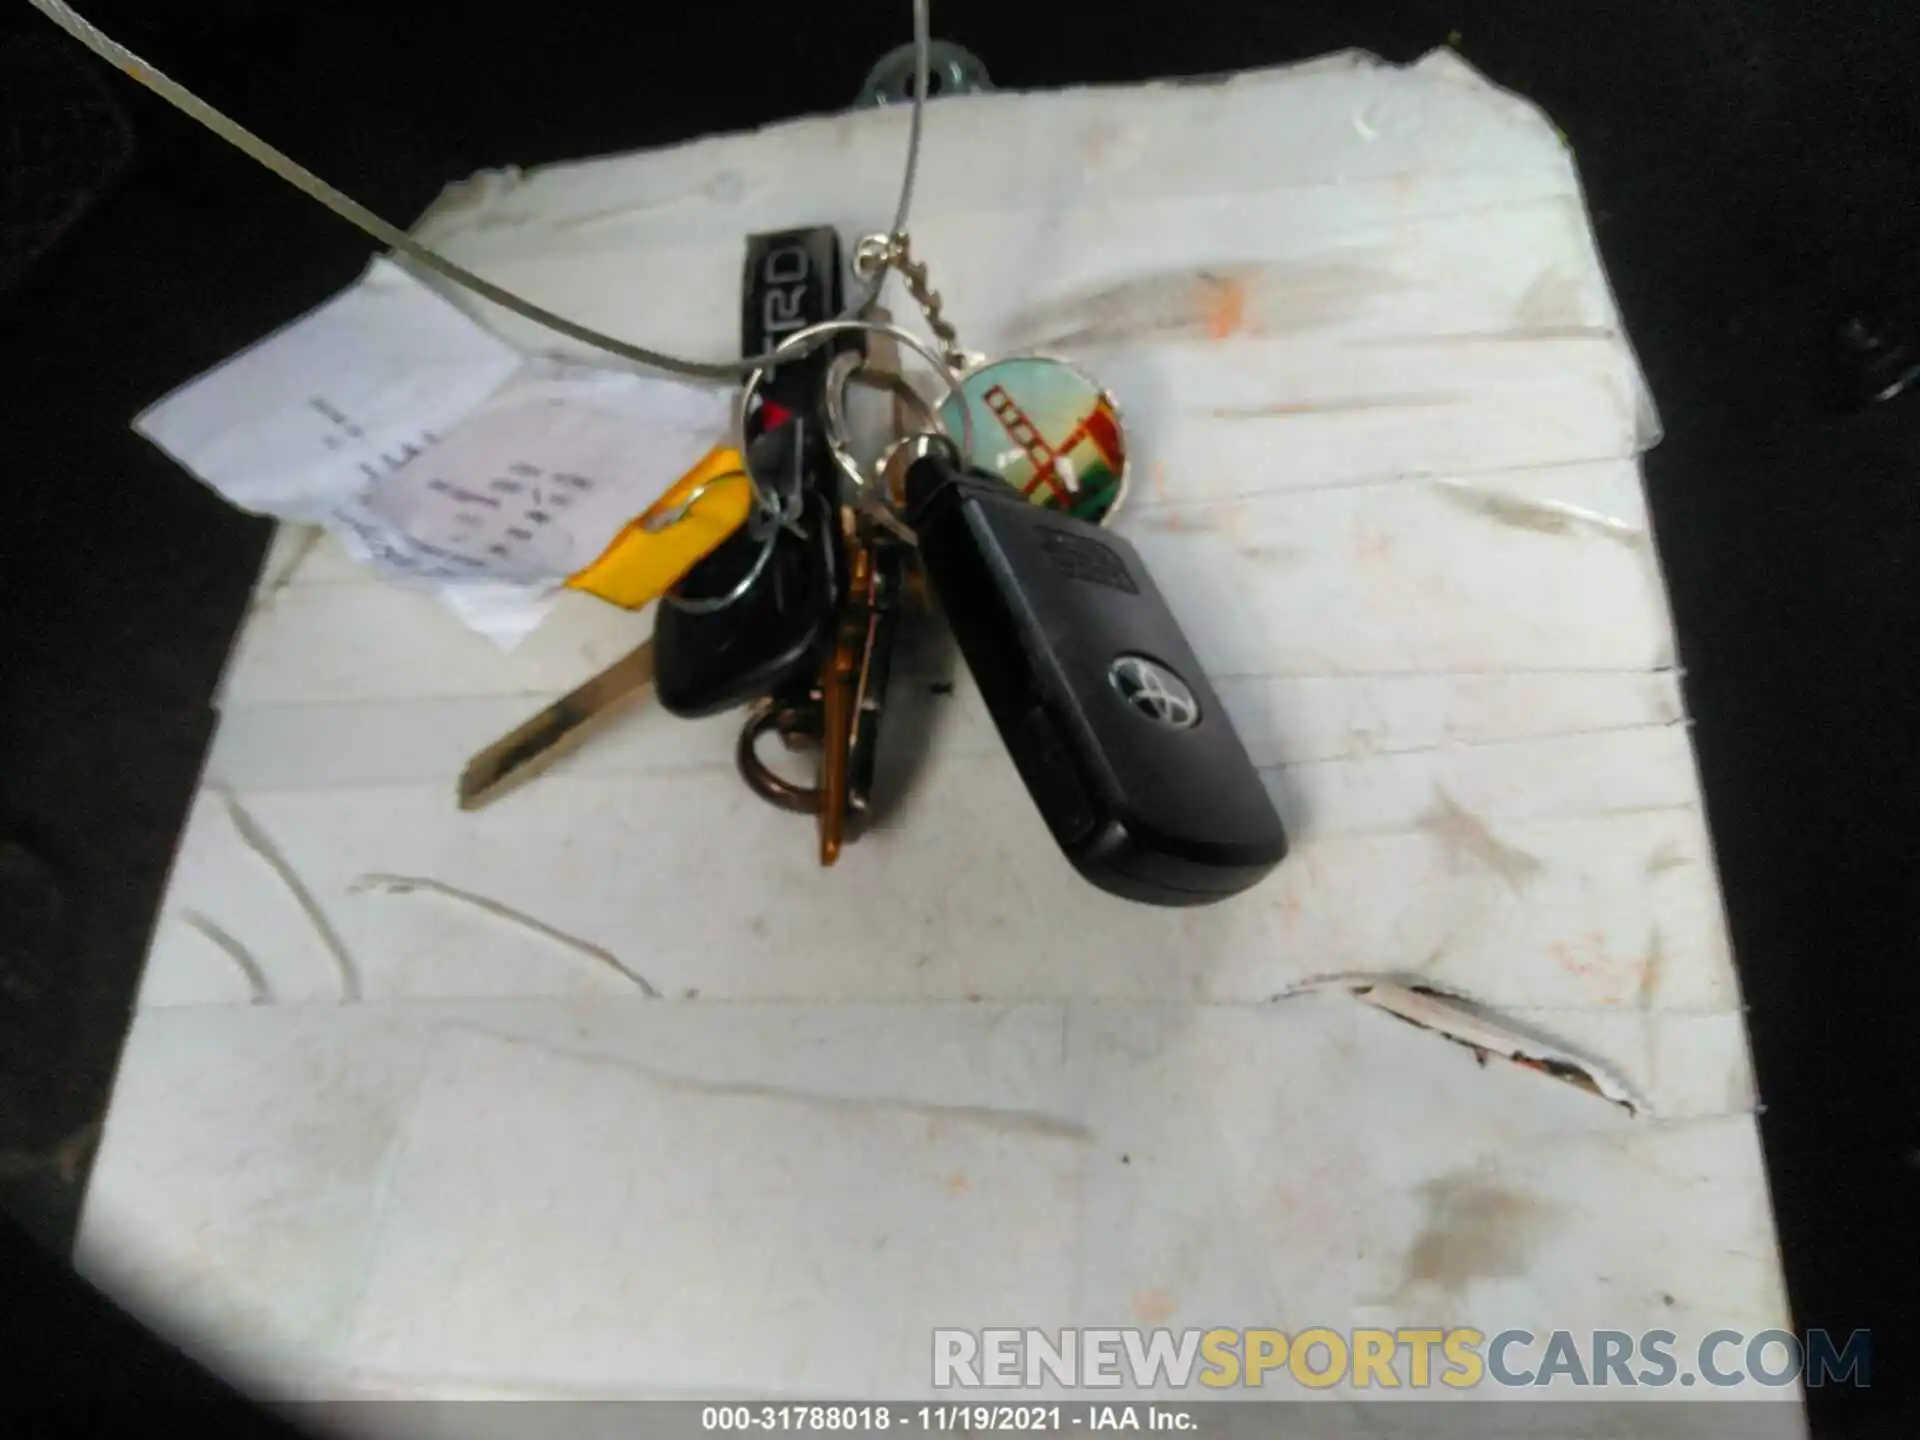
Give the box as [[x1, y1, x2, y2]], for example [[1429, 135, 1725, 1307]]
[[905, 451, 1288, 906], [1108, 655, 1200, 730]]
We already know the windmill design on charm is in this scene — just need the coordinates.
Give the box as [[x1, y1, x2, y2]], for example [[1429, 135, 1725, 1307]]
[[856, 233, 1130, 525]]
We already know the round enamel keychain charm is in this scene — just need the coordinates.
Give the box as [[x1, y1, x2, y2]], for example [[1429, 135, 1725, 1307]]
[[936, 356, 1129, 525], [854, 232, 1132, 527]]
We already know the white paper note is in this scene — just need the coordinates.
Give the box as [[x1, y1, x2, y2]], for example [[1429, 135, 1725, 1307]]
[[135, 258, 524, 517], [361, 362, 730, 585], [134, 259, 732, 644]]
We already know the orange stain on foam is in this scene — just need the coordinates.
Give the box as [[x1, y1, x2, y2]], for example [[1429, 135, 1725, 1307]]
[[1131, 1288, 1178, 1325], [1547, 933, 1637, 999], [1199, 274, 1248, 340]]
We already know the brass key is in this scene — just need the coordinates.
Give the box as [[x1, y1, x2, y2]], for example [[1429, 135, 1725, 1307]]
[[458, 641, 655, 811], [734, 307, 926, 864], [735, 514, 901, 865], [816, 520, 868, 864]]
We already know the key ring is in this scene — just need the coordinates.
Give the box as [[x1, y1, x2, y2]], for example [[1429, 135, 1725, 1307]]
[[668, 316, 974, 616], [737, 698, 825, 814], [820, 350, 946, 545], [750, 316, 974, 494], [821, 347, 951, 492], [639, 469, 751, 534], [791, 318, 973, 528], [664, 461, 807, 616]]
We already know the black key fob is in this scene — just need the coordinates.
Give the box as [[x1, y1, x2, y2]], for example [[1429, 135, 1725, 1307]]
[[653, 419, 843, 717], [652, 229, 857, 717], [905, 454, 1288, 906]]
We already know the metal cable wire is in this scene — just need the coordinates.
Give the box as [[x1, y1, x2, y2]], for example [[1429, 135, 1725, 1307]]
[[25, 0, 931, 381]]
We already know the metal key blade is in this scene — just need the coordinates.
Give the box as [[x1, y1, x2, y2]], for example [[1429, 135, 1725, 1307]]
[[817, 650, 855, 865], [457, 641, 655, 811], [846, 538, 904, 815]]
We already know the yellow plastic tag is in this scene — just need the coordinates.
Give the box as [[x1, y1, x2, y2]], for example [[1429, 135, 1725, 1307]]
[[565, 445, 753, 609]]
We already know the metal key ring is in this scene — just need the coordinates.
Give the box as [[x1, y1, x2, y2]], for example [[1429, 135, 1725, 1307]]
[[664, 476, 805, 616], [639, 468, 751, 534], [820, 348, 952, 504], [737, 698, 824, 814], [744, 316, 974, 504], [877, 428, 962, 513], [668, 318, 973, 617]]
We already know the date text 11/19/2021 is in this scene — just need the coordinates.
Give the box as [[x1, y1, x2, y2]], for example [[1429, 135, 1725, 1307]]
[[701, 1404, 1195, 1432]]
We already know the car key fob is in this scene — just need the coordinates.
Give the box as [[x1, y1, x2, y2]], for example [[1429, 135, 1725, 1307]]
[[905, 452, 1288, 905], [652, 231, 856, 718], [653, 419, 843, 717]]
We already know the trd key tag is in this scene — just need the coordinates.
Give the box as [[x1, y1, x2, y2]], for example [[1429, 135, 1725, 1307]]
[[903, 447, 1288, 906]]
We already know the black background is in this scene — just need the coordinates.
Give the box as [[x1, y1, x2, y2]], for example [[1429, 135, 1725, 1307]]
[[1, 3, 1916, 1435]]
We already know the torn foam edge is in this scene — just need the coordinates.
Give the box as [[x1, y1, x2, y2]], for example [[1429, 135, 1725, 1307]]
[[1295, 977, 1648, 1114], [1412, 47, 1663, 452]]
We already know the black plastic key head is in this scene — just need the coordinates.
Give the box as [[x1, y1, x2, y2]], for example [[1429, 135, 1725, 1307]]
[[652, 420, 843, 718], [905, 453, 1288, 906]]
